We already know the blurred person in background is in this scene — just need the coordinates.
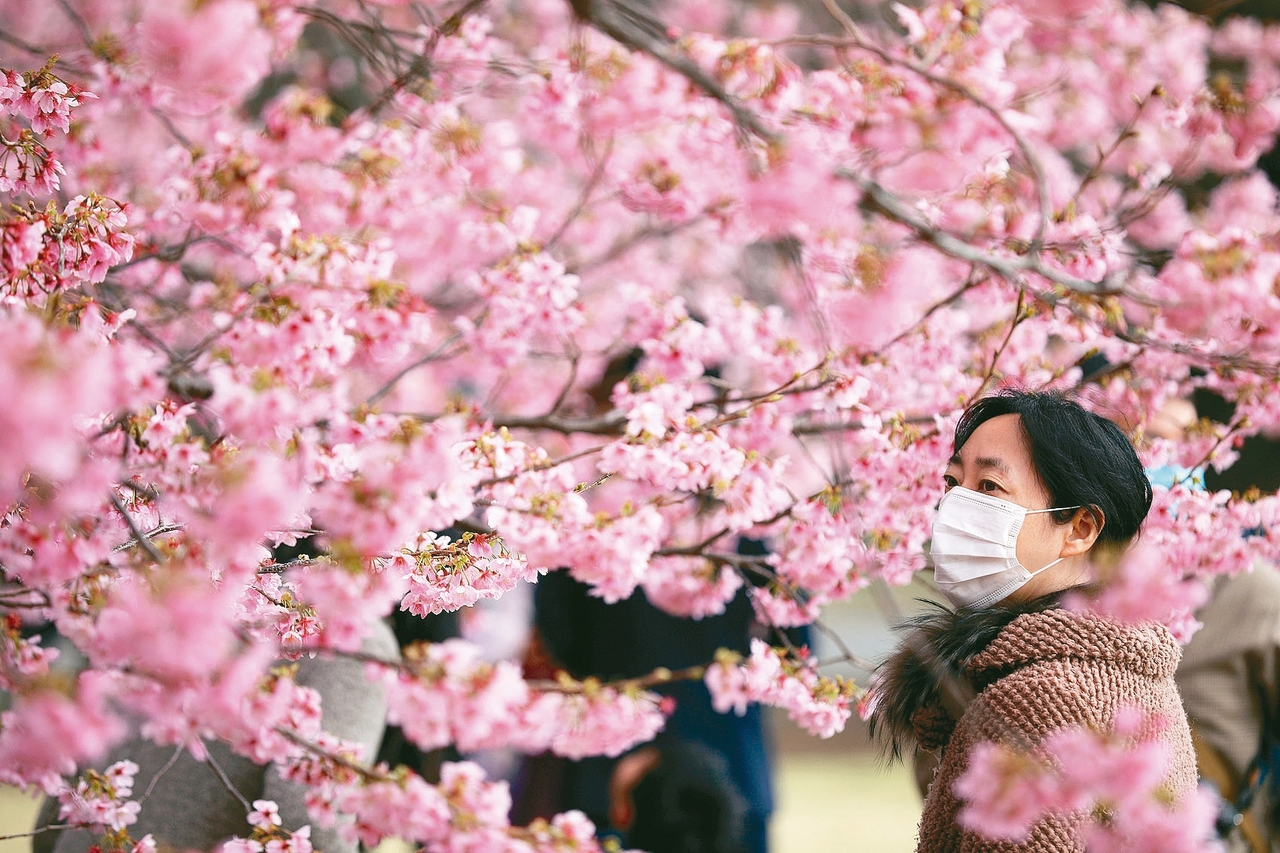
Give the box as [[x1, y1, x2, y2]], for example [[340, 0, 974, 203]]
[[515, 542, 781, 853], [1168, 389, 1280, 853]]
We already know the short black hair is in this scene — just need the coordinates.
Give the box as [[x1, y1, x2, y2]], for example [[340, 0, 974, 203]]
[[954, 389, 1152, 545], [628, 738, 747, 853]]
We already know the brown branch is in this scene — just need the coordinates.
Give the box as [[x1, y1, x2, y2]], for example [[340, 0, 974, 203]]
[[365, 333, 464, 407], [525, 663, 709, 693], [365, 0, 490, 115], [781, 21, 1055, 247], [109, 492, 165, 564], [974, 287, 1028, 398], [851, 173, 1125, 296], [490, 411, 626, 435], [569, 0, 777, 143]]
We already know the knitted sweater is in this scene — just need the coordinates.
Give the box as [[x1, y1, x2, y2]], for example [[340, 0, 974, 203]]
[[874, 603, 1198, 852]]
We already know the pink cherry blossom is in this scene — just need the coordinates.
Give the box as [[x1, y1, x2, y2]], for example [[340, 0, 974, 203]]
[[1, 0, 1280, 844], [956, 707, 1220, 849], [705, 639, 855, 737]]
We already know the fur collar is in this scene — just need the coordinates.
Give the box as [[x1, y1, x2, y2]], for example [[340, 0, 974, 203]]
[[868, 595, 1181, 759], [868, 594, 1064, 759]]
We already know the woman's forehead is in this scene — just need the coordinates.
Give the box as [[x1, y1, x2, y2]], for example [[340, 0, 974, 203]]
[[952, 414, 1036, 474]]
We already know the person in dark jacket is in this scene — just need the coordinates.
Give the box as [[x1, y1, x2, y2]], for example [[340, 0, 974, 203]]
[[517, 561, 776, 853]]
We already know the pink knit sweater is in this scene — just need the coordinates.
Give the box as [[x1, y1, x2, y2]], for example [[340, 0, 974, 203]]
[[914, 609, 1198, 852]]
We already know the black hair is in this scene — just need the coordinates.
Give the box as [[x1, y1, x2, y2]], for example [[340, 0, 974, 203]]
[[953, 389, 1152, 545], [628, 738, 748, 853]]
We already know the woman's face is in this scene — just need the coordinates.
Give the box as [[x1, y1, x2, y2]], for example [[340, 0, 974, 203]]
[[943, 412, 1079, 602]]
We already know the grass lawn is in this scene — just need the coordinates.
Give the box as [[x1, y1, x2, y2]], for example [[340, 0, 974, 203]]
[[772, 749, 920, 853], [0, 787, 40, 853]]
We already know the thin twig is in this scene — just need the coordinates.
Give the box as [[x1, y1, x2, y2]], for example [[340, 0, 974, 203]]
[[273, 727, 386, 783], [0, 587, 51, 607], [472, 442, 610, 489], [880, 269, 986, 351], [257, 556, 325, 575], [782, 23, 1055, 247], [140, 745, 186, 803], [148, 106, 193, 149], [0, 824, 74, 842], [568, 217, 704, 275], [365, 333, 464, 406], [1067, 89, 1158, 214], [545, 140, 614, 251], [204, 748, 253, 812], [109, 492, 165, 563], [974, 287, 1027, 398], [809, 616, 880, 673], [112, 523, 183, 553], [547, 344, 582, 417], [0, 29, 51, 58], [365, 0, 490, 115], [490, 411, 626, 435], [123, 319, 181, 361], [525, 663, 709, 693], [54, 0, 93, 45]]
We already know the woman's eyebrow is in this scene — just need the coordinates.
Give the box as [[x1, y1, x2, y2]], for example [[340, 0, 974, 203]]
[[973, 455, 1012, 475], [948, 453, 1012, 476]]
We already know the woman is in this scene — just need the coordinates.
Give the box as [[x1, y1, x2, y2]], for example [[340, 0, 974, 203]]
[[871, 389, 1197, 851]]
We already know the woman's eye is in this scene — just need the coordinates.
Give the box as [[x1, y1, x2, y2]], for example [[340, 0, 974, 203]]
[[978, 479, 1000, 492], [942, 475, 958, 490]]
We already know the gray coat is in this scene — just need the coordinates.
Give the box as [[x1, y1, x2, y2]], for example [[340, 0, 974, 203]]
[[34, 619, 398, 853]]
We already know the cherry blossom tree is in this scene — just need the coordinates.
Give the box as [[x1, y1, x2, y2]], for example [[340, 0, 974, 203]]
[[2, 0, 1280, 849]]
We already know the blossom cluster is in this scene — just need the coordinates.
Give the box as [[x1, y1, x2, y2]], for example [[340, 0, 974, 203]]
[[220, 799, 314, 853], [374, 638, 667, 760], [0, 60, 92, 194], [1066, 485, 1280, 641], [395, 531, 541, 618], [283, 747, 619, 853], [52, 760, 149, 846], [705, 639, 857, 738], [955, 707, 1220, 852]]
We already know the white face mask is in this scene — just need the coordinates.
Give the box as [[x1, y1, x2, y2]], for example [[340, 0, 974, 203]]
[[930, 487, 1081, 610]]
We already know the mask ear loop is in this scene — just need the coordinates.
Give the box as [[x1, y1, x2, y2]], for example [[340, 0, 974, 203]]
[[1024, 504, 1083, 516], [1027, 556, 1065, 576], [1022, 504, 1097, 585], [964, 556, 1067, 610]]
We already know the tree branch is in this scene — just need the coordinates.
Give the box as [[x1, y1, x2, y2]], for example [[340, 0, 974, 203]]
[[850, 173, 1125, 295], [109, 492, 165, 564], [567, 0, 778, 143], [365, 332, 464, 407]]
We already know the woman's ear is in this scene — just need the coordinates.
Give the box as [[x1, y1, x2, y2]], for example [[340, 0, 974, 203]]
[[1060, 506, 1104, 558]]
